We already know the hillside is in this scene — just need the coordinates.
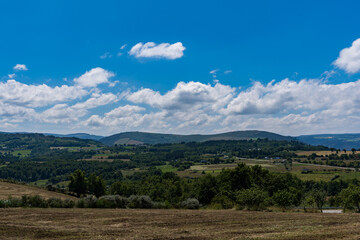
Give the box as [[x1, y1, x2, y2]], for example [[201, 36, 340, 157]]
[[0, 132, 102, 150], [45, 133, 104, 141], [0, 181, 76, 200], [298, 134, 360, 150], [99, 130, 294, 146]]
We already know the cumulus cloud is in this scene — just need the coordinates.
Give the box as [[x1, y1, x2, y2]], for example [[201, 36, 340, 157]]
[[126, 81, 235, 112], [40, 93, 118, 124], [13, 64, 28, 71], [225, 78, 360, 115], [334, 38, 360, 74], [74, 67, 115, 87], [84, 105, 146, 129], [0, 80, 87, 107], [129, 42, 185, 60]]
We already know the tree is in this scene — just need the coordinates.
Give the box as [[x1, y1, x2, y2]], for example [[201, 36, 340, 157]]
[[69, 169, 87, 197], [237, 187, 269, 210], [311, 190, 327, 213], [352, 148, 356, 155], [88, 173, 106, 197], [339, 185, 360, 212], [272, 190, 294, 209]]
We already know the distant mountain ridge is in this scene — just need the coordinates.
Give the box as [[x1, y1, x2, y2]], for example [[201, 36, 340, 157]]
[[297, 134, 360, 150], [5, 130, 360, 149], [44, 133, 103, 141], [99, 130, 294, 146]]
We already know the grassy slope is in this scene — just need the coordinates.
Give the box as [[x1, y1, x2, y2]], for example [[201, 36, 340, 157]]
[[0, 181, 76, 200], [1, 208, 360, 239]]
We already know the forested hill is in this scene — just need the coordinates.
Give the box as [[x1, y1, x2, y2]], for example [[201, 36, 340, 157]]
[[298, 134, 360, 150], [0, 132, 102, 149], [44, 133, 103, 141], [99, 130, 294, 146]]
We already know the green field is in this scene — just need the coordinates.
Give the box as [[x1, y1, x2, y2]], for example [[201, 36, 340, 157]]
[[11, 149, 31, 157], [157, 164, 178, 173]]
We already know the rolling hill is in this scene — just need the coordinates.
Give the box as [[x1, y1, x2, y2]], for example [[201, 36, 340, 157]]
[[0, 180, 76, 200], [45, 133, 104, 141], [99, 130, 294, 146], [298, 134, 360, 150]]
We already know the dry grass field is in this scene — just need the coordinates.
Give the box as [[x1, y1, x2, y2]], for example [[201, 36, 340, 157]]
[[296, 150, 348, 156], [1, 208, 360, 239], [0, 181, 76, 200]]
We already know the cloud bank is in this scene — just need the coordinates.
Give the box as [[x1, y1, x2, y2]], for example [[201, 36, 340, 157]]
[[2, 39, 360, 135]]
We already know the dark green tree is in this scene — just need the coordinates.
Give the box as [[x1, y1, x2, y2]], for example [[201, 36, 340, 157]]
[[88, 173, 106, 197], [69, 169, 87, 197]]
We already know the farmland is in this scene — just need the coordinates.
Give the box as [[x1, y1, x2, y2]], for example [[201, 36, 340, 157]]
[[1, 208, 360, 239], [0, 180, 76, 200]]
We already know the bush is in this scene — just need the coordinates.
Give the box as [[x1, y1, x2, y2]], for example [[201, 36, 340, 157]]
[[76, 198, 85, 208], [237, 187, 269, 211], [180, 198, 200, 209], [21, 195, 48, 208], [272, 190, 294, 209], [47, 198, 63, 208], [63, 199, 75, 208], [210, 194, 234, 209], [83, 195, 98, 208], [128, 195, 153, 209]]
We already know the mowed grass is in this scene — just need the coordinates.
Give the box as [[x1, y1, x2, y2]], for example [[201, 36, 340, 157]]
[[1, 208, 360, 239], [296, 150, 349, 156], [157, 164, 178, 173], [0, 181, 76, 200]]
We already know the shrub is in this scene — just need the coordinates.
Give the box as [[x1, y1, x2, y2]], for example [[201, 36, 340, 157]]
[[128, 195, 153, 209], [83, 195, 98, 208], [47, 198, 63, 208], [63, 199, 75, 208], [210, 194, 234, 209], [237, 187, 269, 211], [180, 198, 200, 209]]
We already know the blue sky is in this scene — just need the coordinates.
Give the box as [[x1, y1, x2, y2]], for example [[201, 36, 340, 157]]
[[1, 0, 360, 136]]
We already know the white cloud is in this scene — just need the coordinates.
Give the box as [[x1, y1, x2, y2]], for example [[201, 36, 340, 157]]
[[40, 93, 118, 124], [8, 73, 15, 79], [13, 64, 28, 71], [120, 44, 127, 50], [224, 70, 232, 74], [74, 67, 115, 87], [0, 80, 87, 107], [100, 52, 112, 59], [129, 42, 185, 60], [334, 38, 360, 74], [225, 78, 360, 115], [85, 105, 146, 130], [209, 69, 219, 78], [126, 81, 235, 112]]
